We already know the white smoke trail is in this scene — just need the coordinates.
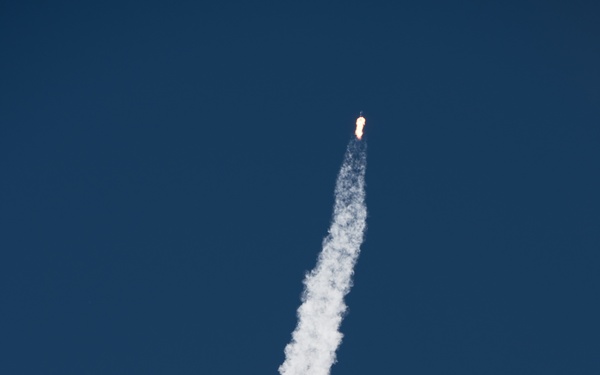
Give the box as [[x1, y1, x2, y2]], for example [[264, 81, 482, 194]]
[[279, 139, 367, 375]]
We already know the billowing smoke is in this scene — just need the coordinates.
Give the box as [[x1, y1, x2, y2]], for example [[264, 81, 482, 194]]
[[279, 138, 367, 375]]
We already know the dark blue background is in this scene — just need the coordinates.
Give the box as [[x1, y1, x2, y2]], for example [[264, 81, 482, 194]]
[[2, 1, 599, 374]]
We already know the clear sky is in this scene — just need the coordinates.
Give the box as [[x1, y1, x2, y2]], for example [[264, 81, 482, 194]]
[[1, 1, 599, 374]]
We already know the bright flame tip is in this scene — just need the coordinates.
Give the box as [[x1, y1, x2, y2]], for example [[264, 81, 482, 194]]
[[355, 115, 366, 140]]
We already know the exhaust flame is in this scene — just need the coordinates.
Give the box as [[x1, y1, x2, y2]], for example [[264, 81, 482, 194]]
[[355, 116, 366, 140]]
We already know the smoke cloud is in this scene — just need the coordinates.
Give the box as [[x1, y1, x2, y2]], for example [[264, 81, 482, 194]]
[[279, 139, 367, 375]]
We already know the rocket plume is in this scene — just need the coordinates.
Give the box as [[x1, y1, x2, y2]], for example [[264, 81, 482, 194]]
[[355, 116, 366, 140], [279, 137, 367, 375]]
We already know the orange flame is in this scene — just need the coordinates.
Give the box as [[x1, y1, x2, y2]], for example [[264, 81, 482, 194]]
[[355, 116, 366, 140]]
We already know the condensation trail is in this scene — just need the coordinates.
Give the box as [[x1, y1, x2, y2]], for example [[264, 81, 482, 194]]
[[279, 139, 367, 375]]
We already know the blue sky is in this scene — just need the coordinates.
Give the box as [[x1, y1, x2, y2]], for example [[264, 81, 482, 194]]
[[1, 1, 599, 374]]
